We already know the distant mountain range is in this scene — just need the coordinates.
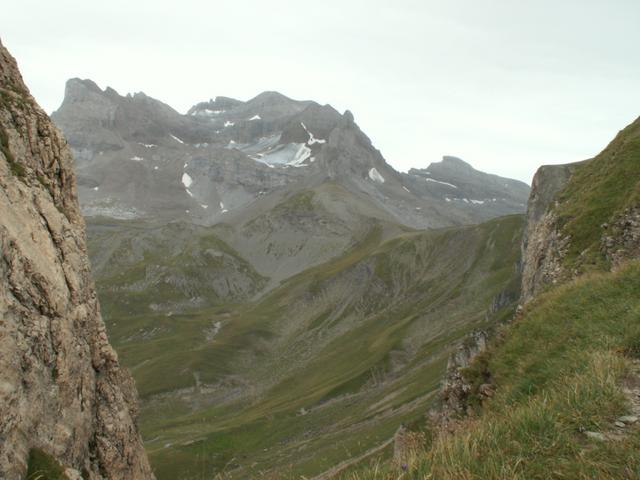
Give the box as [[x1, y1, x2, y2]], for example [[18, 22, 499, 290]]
[[52, 79, 529, 229]]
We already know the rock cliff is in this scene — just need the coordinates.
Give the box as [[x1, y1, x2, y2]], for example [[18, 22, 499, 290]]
[[519, 163, 573, 302], [0, 40, 153, 479]]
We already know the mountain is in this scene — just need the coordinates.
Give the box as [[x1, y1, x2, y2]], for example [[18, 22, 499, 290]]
[[404, 155, 530, 219], [0, 41, 153, 479], [52, 79, 529, 230], [345, 116, 640, 479], [52, 80, 530, 291]]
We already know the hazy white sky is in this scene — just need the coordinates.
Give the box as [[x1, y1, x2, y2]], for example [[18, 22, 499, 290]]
[[3, 0, 639, 183]]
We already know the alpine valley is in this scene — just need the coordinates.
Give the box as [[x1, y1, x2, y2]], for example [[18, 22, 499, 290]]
[[49, 80, 530, 478]]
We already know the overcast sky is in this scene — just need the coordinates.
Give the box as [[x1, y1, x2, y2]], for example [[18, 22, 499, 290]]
[[4, 0, 639, 183]]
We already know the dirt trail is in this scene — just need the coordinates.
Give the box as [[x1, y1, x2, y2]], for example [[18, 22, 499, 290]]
[[309, 436, 395, 480]]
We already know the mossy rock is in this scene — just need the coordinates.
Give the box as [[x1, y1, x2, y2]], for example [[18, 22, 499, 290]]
[[25, 449, 70, 480]]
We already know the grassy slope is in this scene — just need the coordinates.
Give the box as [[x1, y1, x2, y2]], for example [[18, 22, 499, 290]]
[[554, 115, 640, 272], [344, 263, 640, 480], [87, 218, 268, 317], [93, 214, 524, 479]]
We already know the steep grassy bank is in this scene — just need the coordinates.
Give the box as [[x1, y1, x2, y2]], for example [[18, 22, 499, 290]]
[[553, 116, 640, 273]]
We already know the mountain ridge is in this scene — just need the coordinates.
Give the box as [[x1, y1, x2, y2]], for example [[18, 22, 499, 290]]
[[52, 78, 530, 232]]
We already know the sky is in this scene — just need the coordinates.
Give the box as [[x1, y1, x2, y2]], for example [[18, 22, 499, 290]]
[[3, 0, 639, 184]]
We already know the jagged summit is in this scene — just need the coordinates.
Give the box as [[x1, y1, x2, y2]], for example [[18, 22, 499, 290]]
[[187, 95, 243, 115]]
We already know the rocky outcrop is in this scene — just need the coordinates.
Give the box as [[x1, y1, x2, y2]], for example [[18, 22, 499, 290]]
[[0, 40, 153, 479], [429, 330, 491, 431], [601, 205, 640, 269], [520, 163, 573, 302]]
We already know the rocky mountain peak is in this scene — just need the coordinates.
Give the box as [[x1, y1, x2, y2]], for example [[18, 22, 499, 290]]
[[247, 90, 299, 106], [65, 77, 103, 95], [441, 155, 473, 169], [343, 109, 355, 123]]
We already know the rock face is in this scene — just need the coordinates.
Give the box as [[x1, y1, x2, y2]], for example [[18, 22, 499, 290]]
[[0, 41, 153, 479], [520, 163, 573, 302]]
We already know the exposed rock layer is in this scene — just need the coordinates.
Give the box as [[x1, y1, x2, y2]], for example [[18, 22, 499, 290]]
[[0, 40, 153, 479]]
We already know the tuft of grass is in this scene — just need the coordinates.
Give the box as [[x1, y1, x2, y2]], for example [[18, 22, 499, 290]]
[[0, 123, 26, 178], [26, 449, 70, 480]]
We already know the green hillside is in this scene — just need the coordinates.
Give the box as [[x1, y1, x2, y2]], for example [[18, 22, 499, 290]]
[[342, 262, 640, 480], [90, 214, 524, 479]]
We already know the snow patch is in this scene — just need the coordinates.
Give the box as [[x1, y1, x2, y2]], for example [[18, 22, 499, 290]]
[[194, 109, 225, 116], [186, 189, 194, 198], [470, 199, 485, 205], [301, 122, 326, 145], [154, 166, 159, 171], [402, 186, 410, 193], [219, 202, 228, 213], [138, 143, 156, 148], [93, 186, 99, 191], [130, 156, 144, 162], [181, 172, 193, 188], [290, 144, 311, 167], [425, 178, 458, 189], [368, 167, 385, 183], [224, 121, 235, 127], [201, 204, 208, 209], [248, 115, 261, 121], [170, 134, 185, 144]]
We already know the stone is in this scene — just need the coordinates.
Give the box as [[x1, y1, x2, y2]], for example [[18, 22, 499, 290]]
[[479, 383, 495, 398], [585, 431, 607, 441], [618, 415, 639, 425]]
